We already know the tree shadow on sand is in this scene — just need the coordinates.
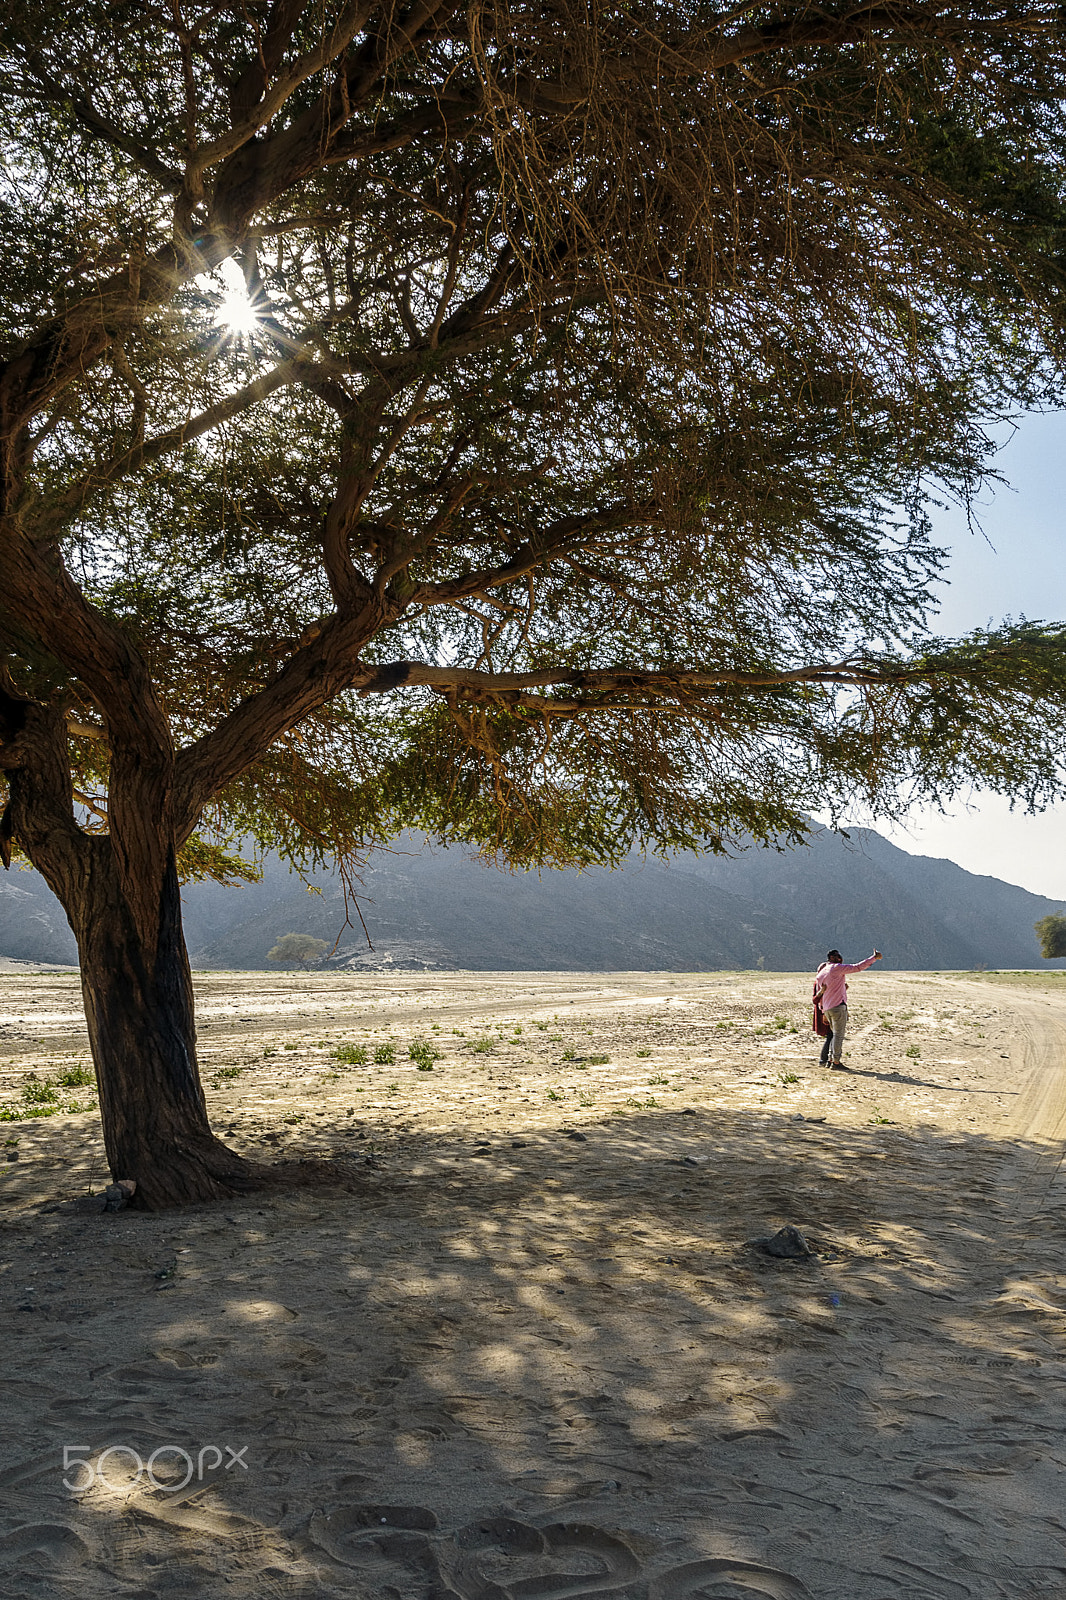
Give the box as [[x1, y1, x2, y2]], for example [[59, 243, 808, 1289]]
[[2, 1104, 1065, 1599]]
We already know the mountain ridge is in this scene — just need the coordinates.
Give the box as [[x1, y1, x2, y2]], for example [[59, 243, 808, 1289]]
[[1, 825, 1063, 972]]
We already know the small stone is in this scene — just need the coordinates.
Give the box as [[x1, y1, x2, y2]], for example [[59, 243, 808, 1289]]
[[103, 1178, 136, 1212], [792, 1113, 805, 1121], [511, 1140, 528, 1149], [753, 1225, 813, 1259], [682, 1155, 708, 1166], [565, 1131, 588, 1142], [681, 1107, 697, 1116]]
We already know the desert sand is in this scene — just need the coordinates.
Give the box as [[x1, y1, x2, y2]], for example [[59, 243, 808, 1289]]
[[1, 966, 1065, 1599]]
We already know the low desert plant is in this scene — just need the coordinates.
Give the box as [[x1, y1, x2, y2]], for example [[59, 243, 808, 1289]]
[[22, 1076, 59, 1106], [409, 1038, 441, 1071], [56, 1064, 93, 1088], [333, 1043, 368, 1065], [374, 1042, 396, 1065]]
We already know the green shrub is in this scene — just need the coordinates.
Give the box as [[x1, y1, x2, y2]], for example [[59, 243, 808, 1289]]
[[56, 1064, 93, 1088], [22, 1076, 59, 1106], [409, 1038, 441, 1071], [333, 1043, 368, 1065], [374, 1042, 396, 1065]]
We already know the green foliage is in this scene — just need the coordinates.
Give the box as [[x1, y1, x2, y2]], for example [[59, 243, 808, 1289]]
[[1035, 914, 1066, 959], [56, 1063, 93, 1087], [373, 1042, 396, 1065], [333, 1043, 368, 1065], [266, 933, 329, 968], [22, 1075, 58, 1106], [4, 0, 1066, 890], [0, 1070, 95, 1120], [176, 837, 261, 886], [408, 1038, 441, 1071]]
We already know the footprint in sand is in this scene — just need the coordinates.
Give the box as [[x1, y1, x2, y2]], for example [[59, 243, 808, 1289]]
[[649, 1558, 812, 1600], [308, 1503, 808, 1600], [0, 1523, 93, 1564]]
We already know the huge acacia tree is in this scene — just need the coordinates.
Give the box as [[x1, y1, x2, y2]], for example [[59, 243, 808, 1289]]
[[3, 0, 1066, 1206]]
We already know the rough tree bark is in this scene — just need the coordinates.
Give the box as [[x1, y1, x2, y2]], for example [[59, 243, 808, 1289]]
[[70, 846, 254, 1209], [1, 692, 255, 1207]]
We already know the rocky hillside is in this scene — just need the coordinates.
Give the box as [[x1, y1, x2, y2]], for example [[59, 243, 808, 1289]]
[[2, 825, 1063, 972]]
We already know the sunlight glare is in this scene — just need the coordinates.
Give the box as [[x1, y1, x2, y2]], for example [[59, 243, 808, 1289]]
[[214, 258, 258, 337]]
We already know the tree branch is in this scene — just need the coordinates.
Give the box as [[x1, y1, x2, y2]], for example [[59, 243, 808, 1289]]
[[35, 358, 312, 532], [351, 649, 1033, 703], [188, 0, 378, 181], [173, 604, 389, 836]]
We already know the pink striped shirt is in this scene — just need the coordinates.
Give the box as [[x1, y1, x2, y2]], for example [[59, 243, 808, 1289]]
[[813, 955, 878, 1010]]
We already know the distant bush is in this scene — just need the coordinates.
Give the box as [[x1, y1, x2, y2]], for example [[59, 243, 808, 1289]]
[[374, 1042, 396, 1065], [267, 933, 329, 968], [1035, 913, 1066, 959]]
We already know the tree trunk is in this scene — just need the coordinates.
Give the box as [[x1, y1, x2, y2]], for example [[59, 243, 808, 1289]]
[[2, 699, 255, 1209], [68, 839, 255, 1209]]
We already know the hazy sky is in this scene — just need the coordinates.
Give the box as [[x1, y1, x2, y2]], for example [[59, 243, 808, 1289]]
[[858, 411, 1066, 902]]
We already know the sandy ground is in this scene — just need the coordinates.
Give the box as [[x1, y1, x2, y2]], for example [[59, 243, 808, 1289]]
[[1, 967, 1065, 1600]]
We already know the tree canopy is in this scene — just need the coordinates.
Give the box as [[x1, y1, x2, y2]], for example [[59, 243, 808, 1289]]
[[4, 0, 1066, 876], [268, 932, 330, 967], [1035, 914, 1066, 960], [3, 0, 1066, 1204]]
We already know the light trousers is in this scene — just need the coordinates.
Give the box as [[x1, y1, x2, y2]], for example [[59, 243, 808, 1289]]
[[824, 1003, 847, 1064]]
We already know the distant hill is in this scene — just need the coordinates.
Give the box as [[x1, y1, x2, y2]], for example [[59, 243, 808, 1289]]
[[2, 825, 1064, 972]]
